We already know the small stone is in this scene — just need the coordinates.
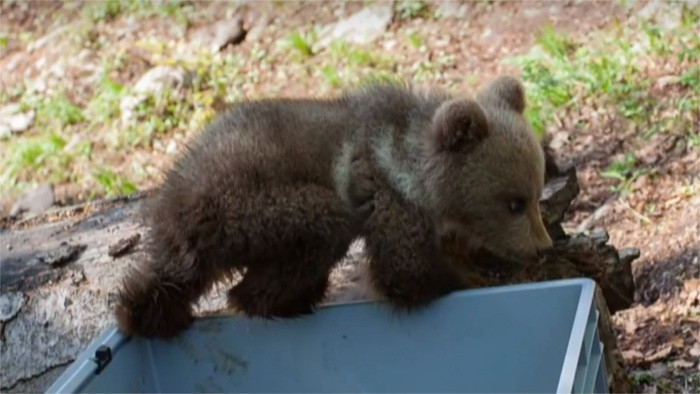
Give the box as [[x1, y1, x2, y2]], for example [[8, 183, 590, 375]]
[[435, 1, 469, 19], [28, 26, 69, 52], [68, 269, 86, 286], [212, 16, 245, 51], [133, 65, 189, 95], [317, 3, 394, 48], [689, 344, 700, 358], [0, 292, 25, 322], [7, 110, 36, 133], [166, 140, 178, 155], [0, 123, 11, 139], [10, 183, 55, 216], [121, 66, 190, 124], [246, 14, 269, 42]]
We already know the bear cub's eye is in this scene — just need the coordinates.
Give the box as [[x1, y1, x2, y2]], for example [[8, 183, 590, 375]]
[[508, 198, 526, 215]]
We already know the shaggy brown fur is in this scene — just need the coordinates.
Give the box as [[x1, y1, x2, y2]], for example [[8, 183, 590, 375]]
[[115, 76, 552, 338]]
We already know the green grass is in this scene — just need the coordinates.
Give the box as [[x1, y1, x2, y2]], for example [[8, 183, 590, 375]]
[[407, 31, 425, 49], [279, 30, 316, 60], [601, 153, 648, 195], [32, 93, 85, 129], [81, 0, 193, 24], [396, 0, 430, 19], [92, 168, 137, 198], [505, 10, 699, 192], [86, 76, 126, 125]]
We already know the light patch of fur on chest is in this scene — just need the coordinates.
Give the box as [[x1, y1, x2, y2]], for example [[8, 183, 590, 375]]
[[372, 133, 424, 205], [332, 141, 355, 205]]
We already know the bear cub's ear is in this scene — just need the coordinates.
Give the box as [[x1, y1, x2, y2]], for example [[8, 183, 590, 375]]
[[431, 99, 489, 153], [477, 75, 526, 114]]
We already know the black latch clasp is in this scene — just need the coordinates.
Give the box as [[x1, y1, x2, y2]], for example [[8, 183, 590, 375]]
[[93, 345, 113, 374]]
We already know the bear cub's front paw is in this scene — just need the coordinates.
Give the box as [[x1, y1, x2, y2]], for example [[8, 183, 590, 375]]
[[347, 154, 382, 219]]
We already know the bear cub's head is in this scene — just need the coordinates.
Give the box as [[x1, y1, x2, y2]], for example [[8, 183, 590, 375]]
[[425, 76, 553, 264]]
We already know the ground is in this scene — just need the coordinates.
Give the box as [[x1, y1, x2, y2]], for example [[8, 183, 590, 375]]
[[0, 0, 699, 392]]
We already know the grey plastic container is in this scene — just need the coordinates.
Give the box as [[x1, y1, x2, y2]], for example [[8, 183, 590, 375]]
[[46, 278, 607, 393]]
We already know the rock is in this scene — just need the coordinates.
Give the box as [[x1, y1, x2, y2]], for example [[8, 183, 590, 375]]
[[10, 184, 55, 217], [120, 66, 191, 124], [191, 16, 246, 52], [212, 16, 246, 51], [27, 26, 69, 53], [637, 1, 682, 31], [246, 14, 270, 42], [317, 3, 394, 48], [435, 1, 469, 19], [133, 65, 190, 95], [0, 292, 25, 322], [0, 123, 10, 139], [0, 104, 35, 135]]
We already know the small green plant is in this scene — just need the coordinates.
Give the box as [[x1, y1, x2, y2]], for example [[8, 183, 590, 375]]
[[408, 31, 425, 48], [82, 0, 123, 22], [320, 65, 341, 89], [396, 0, 429, 19], [601, 153, 647, 194], [86, 76, 126, 124], [35, 94, 86, 129], [279, 31, 316, 59], [536, 25, 576, 60], [632, 371, 653, 386], [0, 31, 9, 50], [93, 168, 137, 197]]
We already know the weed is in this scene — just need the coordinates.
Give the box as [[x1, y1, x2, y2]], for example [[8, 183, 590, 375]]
[[408, 31, 425, 49], [321, 65, 341, 89], [632, 371, 653, 386], [679, 66, 700, 91], [35, 94, 85, 129], [86, 76, 126, 124], [0, 31, 8, 50], [82, 0, 123, 23], [602, 153, 647, 194], [0, 132, 72, 193], [396, 0, 430, 19], [536, 25, 576, 60], [92, 168, 137, 198], [279, 31, 316, 60]]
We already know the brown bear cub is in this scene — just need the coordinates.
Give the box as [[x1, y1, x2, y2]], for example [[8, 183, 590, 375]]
[[115, 76, 553, 338]]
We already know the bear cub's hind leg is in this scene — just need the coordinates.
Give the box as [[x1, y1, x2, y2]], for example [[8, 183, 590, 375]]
[[227, 184, 359, 318]]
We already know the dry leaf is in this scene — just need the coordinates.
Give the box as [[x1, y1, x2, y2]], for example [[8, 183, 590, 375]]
[[671, 359, 695, 369], [690, 345, 700, 358], [644, 344, 673, 363], [622, 349, 644, 361], [671, 337, 685, 349]]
